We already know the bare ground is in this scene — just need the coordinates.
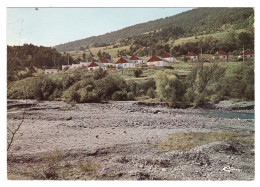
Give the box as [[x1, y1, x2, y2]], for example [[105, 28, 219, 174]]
[[7, 100, 254, 180]]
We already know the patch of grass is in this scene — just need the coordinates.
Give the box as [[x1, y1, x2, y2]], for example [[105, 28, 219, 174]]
[[78, 159, 99, 173], [158, 131, 254, 151]]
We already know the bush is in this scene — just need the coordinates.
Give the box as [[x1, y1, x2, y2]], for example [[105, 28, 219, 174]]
[[224, 62, 254, 100], [93, 68, 107, 80], [25, 75, 57, 100], [156, 70, 185, 107], [95, 74, 127, 99], [147, 87, 156, 98], [127, 92, 134, 100], [133, 68, 143, 78], [69, 90, 81, 103], [80, 91, 100, 103], [136, 78, 156, 95], [112, 91, 127, 101]]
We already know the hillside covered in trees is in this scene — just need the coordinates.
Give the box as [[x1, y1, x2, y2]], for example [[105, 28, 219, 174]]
[[7, 44, 75, 81], [54, 8, 254, 52]]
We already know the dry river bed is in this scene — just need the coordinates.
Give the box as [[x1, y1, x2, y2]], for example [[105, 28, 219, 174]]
[[7, 99, 254, 180]]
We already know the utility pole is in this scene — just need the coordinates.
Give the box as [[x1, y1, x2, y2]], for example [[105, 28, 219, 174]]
[[243, 44, 245, 63], [201, 48, 203, 62]]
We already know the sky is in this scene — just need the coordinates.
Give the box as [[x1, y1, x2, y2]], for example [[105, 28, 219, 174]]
[[6, 8, 192, 47]]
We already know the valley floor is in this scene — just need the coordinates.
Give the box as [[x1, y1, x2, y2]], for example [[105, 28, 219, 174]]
[[7, 100, 254, 180]]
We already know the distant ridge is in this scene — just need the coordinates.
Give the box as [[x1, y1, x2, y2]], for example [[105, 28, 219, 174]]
[[54, 8, 253, 52]]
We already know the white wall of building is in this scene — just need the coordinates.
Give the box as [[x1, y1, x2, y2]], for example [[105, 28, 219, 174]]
[[122, 63, 136, 68], [164, 57, 176, 62]]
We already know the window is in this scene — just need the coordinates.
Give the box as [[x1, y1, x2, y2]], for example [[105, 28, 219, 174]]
[[157, 62, 160, 65]]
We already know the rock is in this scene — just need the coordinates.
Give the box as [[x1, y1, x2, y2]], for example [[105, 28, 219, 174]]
[[162, 168, 167, 172]]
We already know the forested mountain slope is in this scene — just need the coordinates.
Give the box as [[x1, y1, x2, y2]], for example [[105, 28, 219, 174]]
[[54, 8, 253, 52]]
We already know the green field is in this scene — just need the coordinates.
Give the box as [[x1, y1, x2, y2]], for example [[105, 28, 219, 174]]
[[173, 29, 245, 46]]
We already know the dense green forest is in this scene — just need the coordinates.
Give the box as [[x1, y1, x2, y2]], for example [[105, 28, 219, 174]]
[[7, 44, 75, 81], [54, 8, 254, 52]]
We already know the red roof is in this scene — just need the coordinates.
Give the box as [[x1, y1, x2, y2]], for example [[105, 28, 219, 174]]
[[101, 59, 109, 63], [130, 56, 140, 60], [115, 57, 133, 64], [161, 53, 174, 58], [186, 52, 198, 57], [244, 50, 254, 55], [88, 61, 98, 67], [147, 56, 166, 62], [217, 50, 228, 56]]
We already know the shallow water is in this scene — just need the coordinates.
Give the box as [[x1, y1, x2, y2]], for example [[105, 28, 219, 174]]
[[201, 110, 254, 119]]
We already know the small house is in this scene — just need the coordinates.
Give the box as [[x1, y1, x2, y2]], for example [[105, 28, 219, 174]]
[[147, 56, 169, 67], [130, 56, 144, 64], [213, 51, 228, 61], [45, 69, 58, 74], [101, 59, 115, 67], [71, 63, 82, 69], [87, 61, 107, 71], [161, 53, 176, 62], [238, 50, 254, 59], [185, 52, 199, 61], [79, 61, 91, 68], [115, 57, 135, 69]]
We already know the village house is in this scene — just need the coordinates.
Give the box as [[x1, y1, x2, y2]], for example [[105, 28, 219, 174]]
[[185, 51, 199, 62], [87, 61, 107, 71], [79, 61, 91, 68], [238, 50, 254, 59], [115, 57, 135, 69], [213, 50, 228, 61], [130, 56, 144, 64], [161, 53, 176, 62], [147, 56, 170, 67], [45, 69, 58, 74], [62, 62, 90, 70], [71, 63, 82, 69], [101, 59, 115, 67]]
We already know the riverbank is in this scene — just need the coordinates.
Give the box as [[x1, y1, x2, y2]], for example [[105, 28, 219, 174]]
[[7, 100, 254, 180]]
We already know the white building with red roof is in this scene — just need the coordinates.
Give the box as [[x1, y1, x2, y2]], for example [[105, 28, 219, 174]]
[[130, 56, 144, 64], [185, 52, 199, 61], [87, 61, 107, 71], [101, 59, 115, 67], [213, 51, 228, 61], [147, 56, 169, 67], [161, 53, 176, 62], [115, 57, 135, 69], [238, 50, 254, 59]]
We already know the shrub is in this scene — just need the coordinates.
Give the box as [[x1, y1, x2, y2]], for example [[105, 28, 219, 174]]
[[25, 75, 57, 100], [127, 92, 134, 100], [112, 91, 127, 101], [136, 78, 156, 95], [93, 68, 107, 80], [133, 68, 143, 78], [156, 70, 184, 107], [224, 62, 254, 100], [95, 74, 127, 99], [69, 90, 81, 102], [147, 87, 156, 98], [80, 91, 100, 103]]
